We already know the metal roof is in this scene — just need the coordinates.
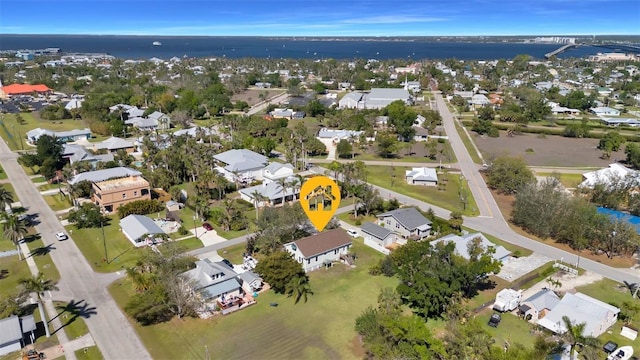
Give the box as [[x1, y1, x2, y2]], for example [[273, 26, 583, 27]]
[[0, 316, 22, 345], [201, 278, 241, 300], [69, 167, 141, 185], [538, 292, 620, 337], [432, 232, 511, 262], [213, 149, 268, 172], [119, 215, 164, 242]]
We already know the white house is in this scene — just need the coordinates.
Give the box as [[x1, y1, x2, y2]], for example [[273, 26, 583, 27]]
[[518, 289, 561, 323], [119, 214, 165, 247], [431, 232, 511, 264], [0, 315, 36, 356], [537, 292, 619, 337], [405, 167, 438, 186], [239, 180, 300, 208], [262, 163, 295, 182], [338, 88, 412, 110], [600, 118, 640, 127], [377, 207, 432, 240], [580, 163, 638, 189], [360, 222, 396, 255], [284, 228, 353, 272], [317, 128, 363, 143], [26, 128, 91, 144], [590, 107, 620, 116], [469, 94, 491, 108], [550, 106, 581, 116], [412, 126, 430, 142], [213, 149, 269, 183]]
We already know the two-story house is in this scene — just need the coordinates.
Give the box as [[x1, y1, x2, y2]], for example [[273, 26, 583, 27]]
[[213, 149, 269, 184], [284, 228, 352, 272], [377, 207, 432, 240], [92, 174, 151, 213]]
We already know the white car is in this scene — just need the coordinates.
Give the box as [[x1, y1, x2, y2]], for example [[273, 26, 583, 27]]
[[55, 232, 68, 241], [346, 229, 359, 237]]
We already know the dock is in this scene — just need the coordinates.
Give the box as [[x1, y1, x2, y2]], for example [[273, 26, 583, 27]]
[[544, 44, 577, 59]]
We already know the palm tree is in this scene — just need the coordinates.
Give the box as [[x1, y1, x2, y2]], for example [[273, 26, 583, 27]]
[[559, 316, 600, 359], [3, 214, 28, 260], [286, 276, 314, 304], [0, 186, 14, 213], [250, 190, 268, 219], [20, 273, 59, 338]]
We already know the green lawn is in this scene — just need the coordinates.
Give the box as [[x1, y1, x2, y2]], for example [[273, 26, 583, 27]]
[[0, 164, 7, 181], [218, 243, 246, 264], [535, 172, 584, 188], [65, 217, 142, 272], [0, 251, 33, 295], [52, 300, 91, 340], [43, 194, 73, 212], [366, 166, 480, 216], [337, 212, 377, 227], [25, 234, 60, 283], [75, 346, 104, 360], [477, 308, 537, 349], [455, 121, 483, 164], [108, 239, 397, 359], [172, 237, 203, 252], [1, 183, 17, 203], [0, 112, 90, 151], [31, 176, 46, 183], [576, 279, 640, 349]]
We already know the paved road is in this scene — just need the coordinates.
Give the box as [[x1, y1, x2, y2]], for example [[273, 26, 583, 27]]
[[430, 92, 640, 284], [0, 143, 151, 359], [246, 91, 289, 116]]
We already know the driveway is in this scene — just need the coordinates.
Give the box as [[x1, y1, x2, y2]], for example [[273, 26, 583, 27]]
[[193, 227, 227, 247]]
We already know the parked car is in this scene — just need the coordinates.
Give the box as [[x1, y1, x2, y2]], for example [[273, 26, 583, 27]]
[[346, 229, 359, 237], [487, 313, 501, 327], [222, 259, 233, 268], [55, 232, 68, 241], [202, 223, 213, 231]]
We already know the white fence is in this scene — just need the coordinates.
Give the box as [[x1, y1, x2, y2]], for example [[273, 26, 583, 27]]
[[364, 237, 390, 255]]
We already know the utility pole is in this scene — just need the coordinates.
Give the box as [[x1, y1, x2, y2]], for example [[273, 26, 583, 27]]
[[101, 217, 108, 263]]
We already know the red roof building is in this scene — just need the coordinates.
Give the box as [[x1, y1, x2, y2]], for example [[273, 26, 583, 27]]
[[1, 84, 52, 96]]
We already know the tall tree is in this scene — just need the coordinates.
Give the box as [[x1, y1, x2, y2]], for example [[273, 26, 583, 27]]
[[285, 275, 314, 304], [486, 156, 536, 194], [0, 186, 14, 213], [3, 214, 28, 260], [559, 316, 600, 359], [20, 273, 59, 338]]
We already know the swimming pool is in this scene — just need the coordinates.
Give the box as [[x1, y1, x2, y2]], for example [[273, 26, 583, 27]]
[[597, 207, 640, 233]]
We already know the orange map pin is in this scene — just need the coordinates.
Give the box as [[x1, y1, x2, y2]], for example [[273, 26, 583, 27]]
[[299, 176, 341, 232]]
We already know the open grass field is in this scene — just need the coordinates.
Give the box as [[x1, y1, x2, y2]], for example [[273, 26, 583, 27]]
[[366, 166, 479, 216], [535, 172, 584, 188], [474, 131, 627, 167], [476, 308, 537, 349], [0, 112, 90, 151], [75, 346, 104, 360], [108, 239, 397, 360], [43, 194, 73, 212], [576, 279, 640, 349]]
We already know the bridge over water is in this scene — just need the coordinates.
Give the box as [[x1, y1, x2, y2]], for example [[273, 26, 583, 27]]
[[545, 42, 640, 59]]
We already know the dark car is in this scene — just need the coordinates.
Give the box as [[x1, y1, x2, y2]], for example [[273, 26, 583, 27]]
[[603, 341, 618, 354], [488, 313, 501, 327], [202, 222, 213, 231], [222, 259, 233, 268]]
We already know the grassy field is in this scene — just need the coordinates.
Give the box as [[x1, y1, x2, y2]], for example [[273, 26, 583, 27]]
[[576, 279, 640, 349], [108, 239, 397, 359], [476, 308, 537, 349], [0, 113, 90, 151], [455, 121, 483, 164], [0, 250, 34, 295], [0, 164, 7, 180], [535, 172, 584, 188], [1, 183, 17, 203], [75, 346, 104, 360], [25, 234, 61, 283], [218, 243, 246, 264], [43, 194, 73, 212], [366, 166, 479, 216], [52, 300, 92, 340]]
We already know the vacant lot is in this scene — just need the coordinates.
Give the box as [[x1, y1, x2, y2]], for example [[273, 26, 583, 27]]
[[109, 240, 397, 360], [473, 131, 627, 167], [231, 89, 285, 106]]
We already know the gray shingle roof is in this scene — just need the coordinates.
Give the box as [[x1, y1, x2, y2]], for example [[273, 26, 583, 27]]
[[522, 289, 560, 312], [119, 215, 164, 242], [378, 207, 431, 231], [0, 316, 22, 345], [213, 149, 268, 172], [69, 167, 141, 185], [360, 222, 393, 240]]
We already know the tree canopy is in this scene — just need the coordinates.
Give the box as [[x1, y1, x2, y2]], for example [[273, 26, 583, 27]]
[[486, 156, 536, 194]]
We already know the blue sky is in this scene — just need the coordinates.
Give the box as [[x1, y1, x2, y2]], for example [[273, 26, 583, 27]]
[[1, 0, 638, 36]]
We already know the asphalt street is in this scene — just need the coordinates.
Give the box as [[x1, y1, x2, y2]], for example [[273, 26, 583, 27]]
[[0, 140, 151, 359]]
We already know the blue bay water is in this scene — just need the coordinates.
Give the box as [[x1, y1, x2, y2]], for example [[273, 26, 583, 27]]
[[0, 35, 602, 60]]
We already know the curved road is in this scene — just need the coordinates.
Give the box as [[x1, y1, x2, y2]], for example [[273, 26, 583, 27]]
[[431, 92, 639, 284], [0, 142, 151, 359]]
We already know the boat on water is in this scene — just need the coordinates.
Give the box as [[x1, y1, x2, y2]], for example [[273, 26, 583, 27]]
[[152, 41, 162, 46]]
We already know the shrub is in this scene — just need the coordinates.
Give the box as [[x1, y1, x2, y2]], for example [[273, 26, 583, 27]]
[[525, 148, 534, 153], [355, 219, 362, 226], [117, 199, 164, 218], [178, 226, 189, 235]]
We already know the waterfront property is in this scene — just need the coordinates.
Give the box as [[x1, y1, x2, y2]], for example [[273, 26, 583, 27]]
[[284, 228, 353, 272]]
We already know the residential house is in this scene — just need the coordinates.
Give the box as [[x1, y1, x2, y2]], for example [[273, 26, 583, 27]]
[[147, 111, 171, 130], [85, 168, 151, 212], [239, 180, 299, 208], [284, 228, 353, 272], [26, 128, 91, 144], [412, 126, 430, 142], [62, 144, 114, 168], [413, 114, 426, 127], [377, 207, 432, 240], [600, 117, 640, 127], [361, 222, 396, 255], [518, 289, 561, 323], [317, 129, 363, 143], [64, 98, 83, 111], [538, 292, 619, 337], [173, 126, 214, 138], [0, 315, 36, 356], [238, 271, 263, 293], [338, 88, 412, 110], [550, 106, 581, 116], [579, 163, 639, 189], [590, 106, 620, 116], [213, 149, 268, 184], [88, 137, 135, 154], [405, 167, 438, 186], [119, 214, 164, 247], [183, 259, 242, 303], [269, 108, 294, 119], [262, 163, 295, 182], [431, 232, 511, 263], [68, 166, 142, 186], [469, 94, 491, 109]]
